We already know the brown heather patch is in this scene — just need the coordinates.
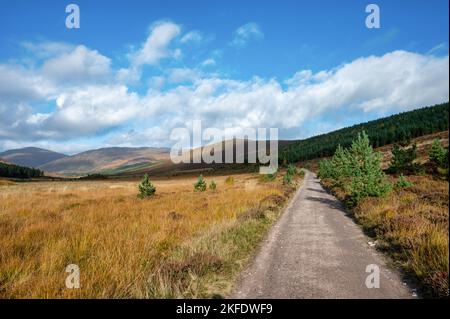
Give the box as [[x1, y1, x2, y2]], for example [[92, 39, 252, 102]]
[[0, 172, 303, 298], [352, 175, 449, 298]]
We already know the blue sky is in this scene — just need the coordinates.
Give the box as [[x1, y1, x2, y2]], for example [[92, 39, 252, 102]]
[[0, 0, 449, 153]]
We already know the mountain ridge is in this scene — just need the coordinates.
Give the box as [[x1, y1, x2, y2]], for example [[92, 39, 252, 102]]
[[0, 147, 67, 168], [38, 146, 171, 175]]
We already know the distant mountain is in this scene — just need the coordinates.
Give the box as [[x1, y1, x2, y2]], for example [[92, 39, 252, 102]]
[[111, 139, 294, 177], [38, 147, 170, 175], [0, 147, 67, 168]]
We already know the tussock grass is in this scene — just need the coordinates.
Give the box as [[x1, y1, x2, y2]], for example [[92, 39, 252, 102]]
[[0, 173, 300, 298]]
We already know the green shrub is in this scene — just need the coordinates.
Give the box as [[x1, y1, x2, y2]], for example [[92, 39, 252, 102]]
[[137, 174, 156, 198], [209, 180, 217, 191], [194, 175, 207, 192], [224, 176, 234, 185], [394, 174, 413, 189]]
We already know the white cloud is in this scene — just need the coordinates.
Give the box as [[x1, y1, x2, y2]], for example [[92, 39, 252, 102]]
[[180, 31, 203, 43], [132, 21, 181, 66], [44, 85, 143, 136], [115, 66, 141, 84], [0, 64, 54, 101], [22, 41, 74, 59], [41, 45, 112, 84], [0, 40, 448, 149], [135, 50, 449, 134], [202, 58, 216, 66], [231, 22, 264, 47], [106, 127, 170, 147], [167, 68, 200, 83]]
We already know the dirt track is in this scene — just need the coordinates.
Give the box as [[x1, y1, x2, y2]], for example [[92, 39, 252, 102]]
[[232, 171, 416, 299]]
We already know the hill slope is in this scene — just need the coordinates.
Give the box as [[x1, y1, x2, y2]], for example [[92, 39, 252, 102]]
[[39, 147, 170, 175], [0, 147, 67, 168], [112, 139, 294, 177], [280, 102, 449, 164]]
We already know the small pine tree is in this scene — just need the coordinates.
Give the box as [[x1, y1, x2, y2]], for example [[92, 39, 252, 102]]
[[209, 180, 217, 191], [283, 164, 297, 185], [194, 174, 207, 192], [138, 174, 156, 198], [283, 172, 292, 185], [318, 131, 391, 205], [429, 139, 448, 168], [298, 169, 305, 177], [388, 143, 417, 173], [287, 164, 296, 176], [395, 174, 413, 189], [346, 132, 392, 205]]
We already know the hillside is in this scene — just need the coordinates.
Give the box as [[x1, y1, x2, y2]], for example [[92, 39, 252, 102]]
[[113, 103, 449, 178], [280, 102, 449, 164], [39, 147, 170, 175], [300, 130, 449, 172], [112, 139, 294, 177], [0, 147, 67, 168]]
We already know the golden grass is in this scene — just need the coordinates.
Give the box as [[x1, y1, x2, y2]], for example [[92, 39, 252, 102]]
[[325, 175, 449, 297], [0, 173, 298, 298]]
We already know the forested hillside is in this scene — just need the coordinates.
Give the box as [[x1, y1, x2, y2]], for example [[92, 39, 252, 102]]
[[280, 102, 449, 164], [0, 162, 44, 178]]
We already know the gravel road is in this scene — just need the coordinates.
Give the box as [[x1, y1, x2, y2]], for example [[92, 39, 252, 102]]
[[231, 171, 415, 299]]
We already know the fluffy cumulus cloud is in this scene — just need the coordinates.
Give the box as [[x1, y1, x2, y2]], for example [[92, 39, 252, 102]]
[[44, 85, 142, 135], [130, 50, 448, 132], [42, 45, 112, 84], [0, 64, 54, 102], [0, 19, 448, 153]]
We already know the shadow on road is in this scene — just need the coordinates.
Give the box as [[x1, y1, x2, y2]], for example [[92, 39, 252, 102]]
[[304, 196, 345, 210], [306, 188, 327, 194]]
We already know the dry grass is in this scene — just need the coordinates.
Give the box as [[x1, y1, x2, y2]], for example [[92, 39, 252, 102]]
[[0, 173, 299, 298], [325, 175, 449, 297]]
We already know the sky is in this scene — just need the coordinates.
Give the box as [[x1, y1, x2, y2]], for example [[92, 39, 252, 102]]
[[0, 0, 449, 154]]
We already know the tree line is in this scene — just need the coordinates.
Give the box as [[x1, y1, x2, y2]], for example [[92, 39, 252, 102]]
[[0, 162, 44, 178], [280, 102, 449, 164]]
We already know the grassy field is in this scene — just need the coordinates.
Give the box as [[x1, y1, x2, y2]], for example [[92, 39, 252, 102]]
[[0, 172, 300, 298]]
